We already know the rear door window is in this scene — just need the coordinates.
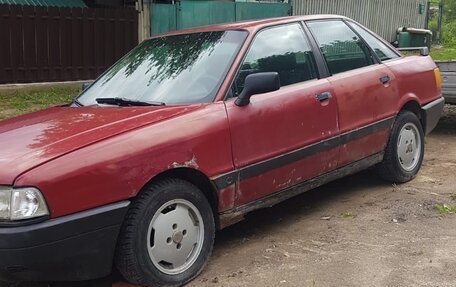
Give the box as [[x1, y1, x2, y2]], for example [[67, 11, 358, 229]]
[[307, 20, 374, 75], [232, 23, 318, 96]]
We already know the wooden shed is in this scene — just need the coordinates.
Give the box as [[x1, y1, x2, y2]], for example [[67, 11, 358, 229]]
[[293, 0, 428, 42]]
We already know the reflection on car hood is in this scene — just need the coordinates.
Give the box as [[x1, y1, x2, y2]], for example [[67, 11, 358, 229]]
[[0, 105, 200, 184]]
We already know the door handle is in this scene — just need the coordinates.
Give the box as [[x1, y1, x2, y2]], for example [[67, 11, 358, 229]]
[[379, 75, 390, 85], [316, 92, 332, 102]]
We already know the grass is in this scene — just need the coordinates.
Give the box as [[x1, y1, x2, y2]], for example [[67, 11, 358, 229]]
[[430, 46, 456, 61], [451, 193, 456, 201], [339, 211, 355, 218], [429, 18, 456, 61], [0, 87, 79, 120], [412, 249, 425, 256], [434, 203, 456, 215]]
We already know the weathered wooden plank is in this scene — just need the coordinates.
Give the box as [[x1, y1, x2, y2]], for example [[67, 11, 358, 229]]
[[0, 5, 138, 84], [436, 61, 456, 104]]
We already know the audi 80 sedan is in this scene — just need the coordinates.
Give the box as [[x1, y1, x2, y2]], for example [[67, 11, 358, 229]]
[[0, 15, 444, 287]]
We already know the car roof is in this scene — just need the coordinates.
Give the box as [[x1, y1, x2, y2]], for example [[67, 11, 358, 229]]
[[151, 14, 349, 37]]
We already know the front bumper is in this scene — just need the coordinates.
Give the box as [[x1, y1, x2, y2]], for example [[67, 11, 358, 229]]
[[0, 201, 129, 282], [422, 96, 445, 135]]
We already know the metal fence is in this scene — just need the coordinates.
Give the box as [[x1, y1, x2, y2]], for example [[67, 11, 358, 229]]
[[0, 4, 138, 84], [293, 0, 427, 42]]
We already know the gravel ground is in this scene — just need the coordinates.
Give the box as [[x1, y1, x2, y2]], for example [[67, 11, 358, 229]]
[[4, 105, 456, 287]]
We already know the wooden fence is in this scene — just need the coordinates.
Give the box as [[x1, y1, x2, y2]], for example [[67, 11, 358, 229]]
[[0, 5, 138, 84]]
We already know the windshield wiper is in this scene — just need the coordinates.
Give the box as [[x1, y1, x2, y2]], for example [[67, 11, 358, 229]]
[[96, 97, 166, 107], [72, 98, 84, 107]]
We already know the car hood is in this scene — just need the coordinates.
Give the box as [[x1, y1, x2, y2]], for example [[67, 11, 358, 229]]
[[0, 105, 200, 184]]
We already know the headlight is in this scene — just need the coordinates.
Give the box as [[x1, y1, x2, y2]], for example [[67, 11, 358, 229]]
[[0, 187, 10, 220], [0, 187, 49, 221]]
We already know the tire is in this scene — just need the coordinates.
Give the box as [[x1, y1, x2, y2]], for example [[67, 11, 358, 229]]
[[376, 111, 425, 183], [115, 178, 215, 287]]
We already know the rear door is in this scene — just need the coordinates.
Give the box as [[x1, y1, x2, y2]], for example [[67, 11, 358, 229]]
[[224, 23, 340, 206], [306, 20, 397, 167], [347, 20, 402, 120]]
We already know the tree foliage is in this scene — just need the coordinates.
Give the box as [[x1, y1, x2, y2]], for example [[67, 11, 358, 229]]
[[441, 0, 456, 45], [442, 0, 456, 22]]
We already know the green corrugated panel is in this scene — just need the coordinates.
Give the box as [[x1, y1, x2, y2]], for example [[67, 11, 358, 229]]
[[236, 2, 290, 21], [151, 4, 177, 35], [0, 0, 87, 8], [149, 1, 290, 35], [177, 1, 235, 30]]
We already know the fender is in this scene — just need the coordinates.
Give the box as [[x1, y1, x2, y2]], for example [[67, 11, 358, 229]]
[[14, 103, 235, 218], [397, 93, 421, 113]]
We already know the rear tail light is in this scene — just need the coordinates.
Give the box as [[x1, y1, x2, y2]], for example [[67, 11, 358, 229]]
[[434, 68, 442, 91]]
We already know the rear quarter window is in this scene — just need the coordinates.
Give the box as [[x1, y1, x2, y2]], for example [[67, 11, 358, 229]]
[[349, 22, 400, 62]]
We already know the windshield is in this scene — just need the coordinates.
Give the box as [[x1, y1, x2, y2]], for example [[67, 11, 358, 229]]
[[77, 30, 247, 106]]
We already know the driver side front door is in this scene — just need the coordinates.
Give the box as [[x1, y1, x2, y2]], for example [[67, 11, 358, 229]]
[[224, 23, 340, 207]]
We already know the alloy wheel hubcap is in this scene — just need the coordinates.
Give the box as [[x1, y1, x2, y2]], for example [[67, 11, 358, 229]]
[[147, 199, 204, 275], [397, 123, 421, 171], [172, 231, 184, 244]]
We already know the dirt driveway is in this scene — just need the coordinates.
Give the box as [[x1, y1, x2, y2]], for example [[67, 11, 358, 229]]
[[6, 106, 456, 287]]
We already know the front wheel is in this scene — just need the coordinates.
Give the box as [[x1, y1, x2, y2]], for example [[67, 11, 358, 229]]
[[376, 111, 425, 183], [116, 178, 215, 287]]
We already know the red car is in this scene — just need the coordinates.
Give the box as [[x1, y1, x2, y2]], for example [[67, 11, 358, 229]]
[[0, 15, 444, 286]]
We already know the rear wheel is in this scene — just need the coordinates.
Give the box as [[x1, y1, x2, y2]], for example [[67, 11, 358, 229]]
[[376, 111, 424, 183], [116, 178, 215, 287]]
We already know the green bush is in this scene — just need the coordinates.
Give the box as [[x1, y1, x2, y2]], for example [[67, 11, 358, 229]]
[[442, 21, 456, 45]]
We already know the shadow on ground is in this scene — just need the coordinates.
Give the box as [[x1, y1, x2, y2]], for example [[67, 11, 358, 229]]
[[432, 104, 456, 135]]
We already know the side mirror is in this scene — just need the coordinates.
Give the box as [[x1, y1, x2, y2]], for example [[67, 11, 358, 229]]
[[81, 82, 93, 91], [235, 72, 280, 107]]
